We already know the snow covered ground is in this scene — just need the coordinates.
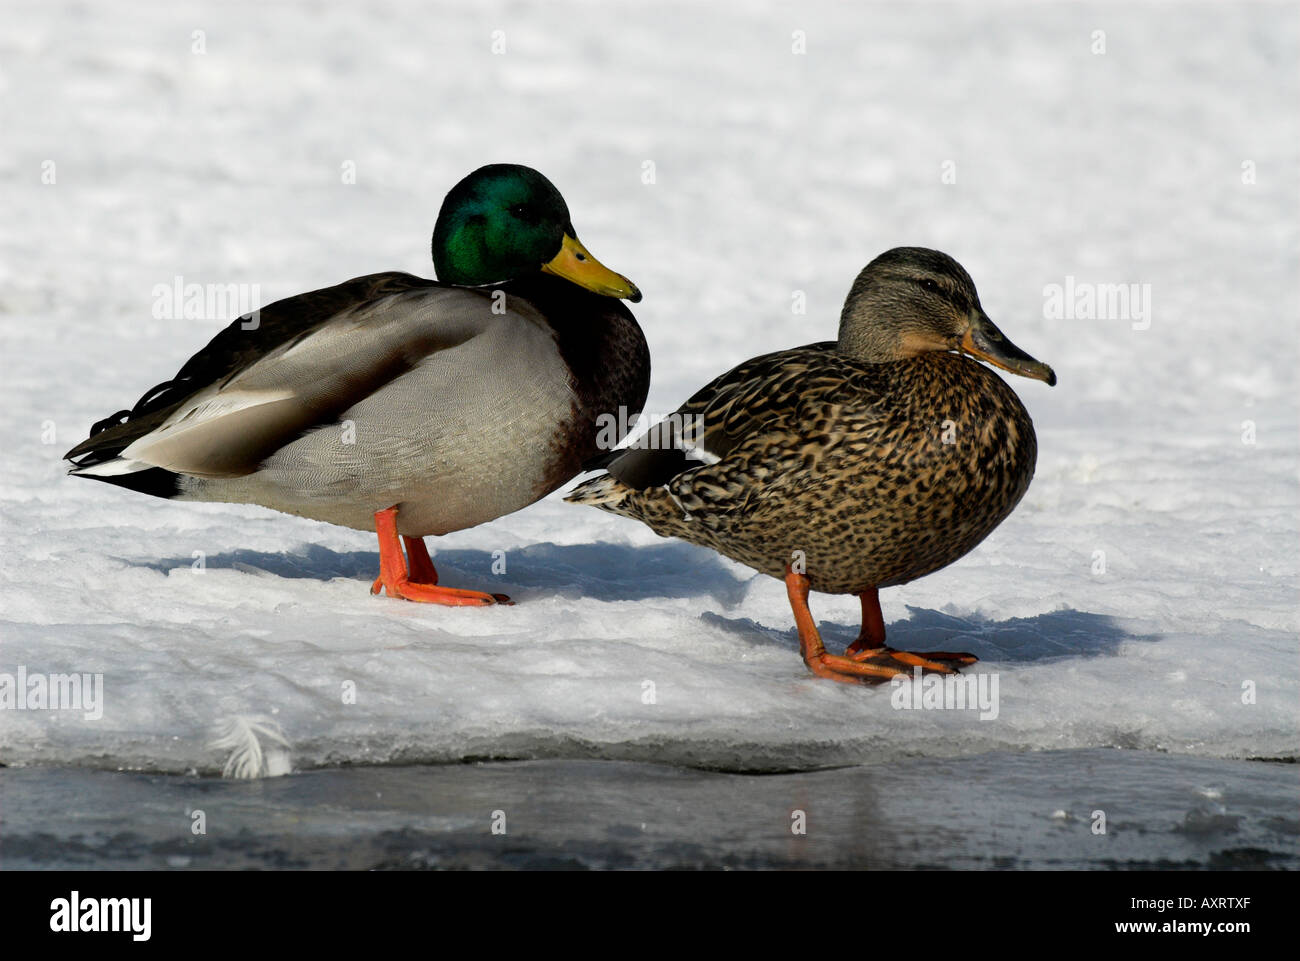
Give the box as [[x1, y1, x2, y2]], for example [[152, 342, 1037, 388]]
[[1, 1, 1296, 866]]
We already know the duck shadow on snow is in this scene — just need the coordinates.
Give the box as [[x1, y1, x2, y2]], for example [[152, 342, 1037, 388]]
[[142, 540, 1145, 665], [142, 540, 750, 605], [702, 607, 1146, 664]]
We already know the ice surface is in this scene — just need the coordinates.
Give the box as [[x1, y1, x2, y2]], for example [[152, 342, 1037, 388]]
[[1, 2, 1296, 781], [3, 752, 1296, 869]]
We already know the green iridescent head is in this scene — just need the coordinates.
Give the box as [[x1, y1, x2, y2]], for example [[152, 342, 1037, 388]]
[[431, 164, 640, 301]]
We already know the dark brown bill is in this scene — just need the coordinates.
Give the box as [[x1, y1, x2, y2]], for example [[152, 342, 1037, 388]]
[[960, 311, 1056, 386]]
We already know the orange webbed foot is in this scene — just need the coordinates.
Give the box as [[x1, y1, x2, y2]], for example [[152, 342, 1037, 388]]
[[380, 579, 511, 606], [784, 571, 974, 685], [845, 646, 976, 673], [804, 649, 950, 684], [844, 585, 976, 672], [850, 646, 978, 667]]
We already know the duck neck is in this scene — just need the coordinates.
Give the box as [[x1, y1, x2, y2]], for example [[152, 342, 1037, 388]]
[[835, 314, 904, 364]]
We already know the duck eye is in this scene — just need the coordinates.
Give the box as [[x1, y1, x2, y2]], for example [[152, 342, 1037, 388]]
[[919, 278, 940, 293], [509, 203, 533, 221]]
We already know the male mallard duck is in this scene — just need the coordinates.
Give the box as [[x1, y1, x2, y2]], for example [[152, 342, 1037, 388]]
[[568, 247, 1054, 683], [66, 164, 649, 605]]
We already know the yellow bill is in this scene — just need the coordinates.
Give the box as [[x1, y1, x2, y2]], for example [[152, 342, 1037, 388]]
[[542, 233, 642, 302]]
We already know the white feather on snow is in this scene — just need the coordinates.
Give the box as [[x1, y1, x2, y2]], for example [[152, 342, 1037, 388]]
[[210, 715, 292, 780]]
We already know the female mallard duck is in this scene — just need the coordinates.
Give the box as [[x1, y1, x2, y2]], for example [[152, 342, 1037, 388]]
[[568, 247, 1055, 683], [66, 164, 649, 606]]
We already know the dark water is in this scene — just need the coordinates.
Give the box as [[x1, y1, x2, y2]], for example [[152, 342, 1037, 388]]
[[1, 749, 1295, 870]]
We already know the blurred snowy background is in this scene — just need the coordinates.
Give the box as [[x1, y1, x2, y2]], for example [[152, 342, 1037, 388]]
[[0, 0, 1296, 865]]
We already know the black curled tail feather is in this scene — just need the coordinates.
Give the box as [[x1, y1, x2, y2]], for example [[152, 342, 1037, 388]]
[[64, 399, 184, 468], [70, 377, 188, 467]]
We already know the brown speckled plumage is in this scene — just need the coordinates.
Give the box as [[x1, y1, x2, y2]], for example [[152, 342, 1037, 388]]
[[569, 247, 1055, 679], [575, 345, 1035, 594]]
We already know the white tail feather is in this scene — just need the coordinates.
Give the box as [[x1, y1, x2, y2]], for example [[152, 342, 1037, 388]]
[[70, 457, 154, 478]]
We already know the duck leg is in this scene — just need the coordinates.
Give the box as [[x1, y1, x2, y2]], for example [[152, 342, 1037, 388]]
[[402, 536, 440, 584], [785, 568, 958, 684], [369, 507, 511, 605], [845, 588, 887, 655], [369, 533, 441, 592], [844, 587, 978, 666]]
